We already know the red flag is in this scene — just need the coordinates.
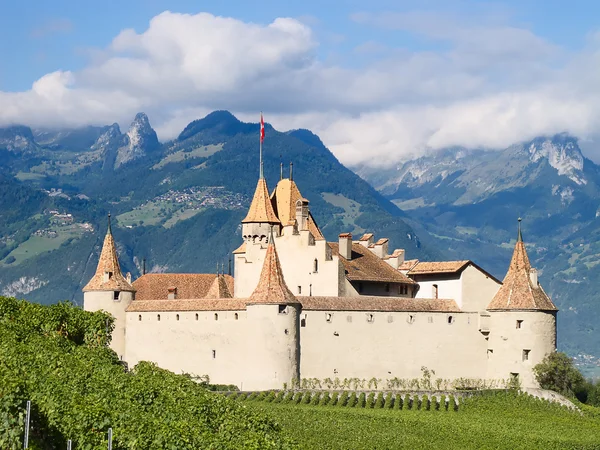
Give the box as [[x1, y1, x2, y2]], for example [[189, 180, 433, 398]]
[[260, 113, 265, 143]]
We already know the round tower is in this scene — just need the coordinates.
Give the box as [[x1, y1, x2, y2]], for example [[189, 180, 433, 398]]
[[83, 215, 135, 360], [486, 219, 558, 388], [244, 230, 300, 390], [241, 177, 281, 243]]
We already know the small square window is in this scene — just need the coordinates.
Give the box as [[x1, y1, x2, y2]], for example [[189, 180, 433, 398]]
[[326, 313, 332, 323], [214, 313, 219, 321], [447, 315, 454, 324], [516, 320, 523, 329], [195, 313, 199, 321], [387, 315, 393, 323], [298, 286, 302, 295], [212, 350, 216, 359], [366, 314, 374, 323], [522, 349, 530, 361], [278, 305, 288, 314], [138, 315, 142, 321], [113, 291, 120, 301], [407, 314, 415, 324], [157, 314, 161, 321], [428, 316, 433, 323], [487, 349, 493, 359], [347, 315, 352, 323], [176, 314, 180, 321], [235, 313, 239, 320]]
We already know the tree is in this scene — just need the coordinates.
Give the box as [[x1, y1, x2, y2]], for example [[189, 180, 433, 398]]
[[533, 352, 585, 397]]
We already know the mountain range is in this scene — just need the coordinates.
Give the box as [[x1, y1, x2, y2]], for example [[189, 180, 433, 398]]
[[1, 111, 600, 369]]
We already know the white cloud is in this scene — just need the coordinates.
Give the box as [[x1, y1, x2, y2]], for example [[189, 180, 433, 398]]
[[3, 10, 600, 166]]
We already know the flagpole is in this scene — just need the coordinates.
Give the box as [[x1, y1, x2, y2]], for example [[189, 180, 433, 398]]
[[259, 112, 263, 179]]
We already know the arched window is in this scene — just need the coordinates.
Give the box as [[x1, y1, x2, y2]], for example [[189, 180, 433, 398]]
[[313, 258, 318, 273], [138, 315, 142, 321], [214, 313, 219, 321], [157, 314, 161, 321], [195, 313, 199, 321], [234, 313, 239, 320], [176, 314, 180, 321]]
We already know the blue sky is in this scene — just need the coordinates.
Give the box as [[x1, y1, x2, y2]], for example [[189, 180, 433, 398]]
[[2, 1, 600, 164]]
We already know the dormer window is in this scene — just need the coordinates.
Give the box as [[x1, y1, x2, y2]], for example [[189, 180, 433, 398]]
[[113, 291, 120, 301]]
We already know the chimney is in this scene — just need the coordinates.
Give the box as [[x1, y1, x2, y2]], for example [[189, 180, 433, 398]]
[[359, 233, 374, 248], [167, 286, 177, 300], [385, 249, 405, 270], [295, 198, 309, 231], [373, 238, 389, 259], [339, 233, 352, 260], [529, 268, 538, 286]]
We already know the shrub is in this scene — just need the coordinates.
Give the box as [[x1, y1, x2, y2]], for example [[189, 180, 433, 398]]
[[303, 391, 313, 404], [375, 393, 385, 409], [440, 395, 447, 411], [293, 392, 304, 404], [256, 391, 268, 402], [385, 393, 394, 409], [330, 392, 339, 406], [265, 391, 276, 402], [247, 392, 258, 401], [534, 352, 586, 398], [422, 394, 430, 411], [434, 396, 440, 411], [283, 391, 295, 403], [394, 394, 402, 410], [311, 392, 321, 406], [416, 395, 422, 410], [367, 392, 375, 408], [273, 391, 285, 403], [338, 391, 349, 407], [449, 396, 458, 411], [357, 393, 366, 408], [319, 392, 331, 406], [404, 394, 412, 410], [348, 392, 358, 407]]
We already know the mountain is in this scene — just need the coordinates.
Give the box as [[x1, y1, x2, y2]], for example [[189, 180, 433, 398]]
[[0, 111, 436, 310], [0, 125, 39, 154], [357, 134, 600, 362]]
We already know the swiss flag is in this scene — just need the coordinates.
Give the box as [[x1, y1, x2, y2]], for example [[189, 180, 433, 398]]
[[260, 113, 265, 143]]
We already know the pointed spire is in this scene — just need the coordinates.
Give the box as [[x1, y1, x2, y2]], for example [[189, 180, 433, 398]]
[[289, 162, 294, 181], [487, 224, 556, 311], [242, 178, 280, 224], [205, 273, 233, 299], [83, 224, 135, 292], [248, 229, 299, 304]]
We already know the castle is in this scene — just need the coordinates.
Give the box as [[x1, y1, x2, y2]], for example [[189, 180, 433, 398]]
[[83, 170, 557, 391]]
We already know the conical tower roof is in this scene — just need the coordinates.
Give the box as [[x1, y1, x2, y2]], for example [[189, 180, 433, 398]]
[[205, 274, 233, 299], [270, 178, 324, 239], [83, 216, 135, 292], [247, 232, 299, 305], [487, 220, 556, 311], [242, 178, 280, 224]]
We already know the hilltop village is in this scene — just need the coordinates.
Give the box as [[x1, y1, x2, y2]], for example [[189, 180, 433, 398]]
[[83, 171, 558, 390]]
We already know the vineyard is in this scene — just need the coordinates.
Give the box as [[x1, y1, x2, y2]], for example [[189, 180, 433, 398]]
[[0, 297, 294, 449], [239, 390, 600, 449]]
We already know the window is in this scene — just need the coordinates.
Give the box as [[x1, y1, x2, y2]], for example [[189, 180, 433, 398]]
[[301, 318, 306, 327], [428, 316, 433, 323], [298, 286, 302, 295], [387, 315, 394, 323], [367, 314, 374, 323], [214, 313, 219, 321], [234, 313, 239, 320], [284, 328, 289, 335], [195, 313, 199, 321], [399, 285, 408, 295], [347, 315, 352, 323], [510, 373, 520, 384], [212, 350, 216, 359], [313, 258, 318, 273], [108, 271, 113, 279], [447, 315, 454, 324], [432, 284, 439, 299], [385, 283, 390, 292], [176, 314, 180, 321], [326, 313, 332, 323], [278, 305, 288, 314], [138, 315, 142, 321], [522, 350, 530, 361], [407, 314, 415, 324], [358, 282, 364, 293], [487, 349, 493, 359], [157, 314, 161, 321], [516, 320, 523, 329], [113, 291, 120, 301]]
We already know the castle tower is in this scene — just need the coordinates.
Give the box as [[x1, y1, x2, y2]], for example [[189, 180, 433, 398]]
[[244, 230, 300, 390], [241, 177, 280, 243], [83, 215, 135, 360], [486, 219, 558, 388]]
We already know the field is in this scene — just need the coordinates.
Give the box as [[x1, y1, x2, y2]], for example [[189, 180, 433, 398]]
[[321, 193, 364, 233], [239, 391, 600, 449], [0, 224, 87, 266], [152, 144, 224, 169]]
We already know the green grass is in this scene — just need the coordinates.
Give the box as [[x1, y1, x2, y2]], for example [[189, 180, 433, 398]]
[[321, 193, 364, 233], [245, 392, 600, 449], [152, 144, 224, 169], [15, 171, 46, 181], [163, 208, 204, 228], [1, 225, 85, 266]]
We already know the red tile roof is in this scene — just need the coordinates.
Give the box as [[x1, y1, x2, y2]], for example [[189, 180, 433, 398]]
[[301, 296, 459, 312], [242, 178, 280, 224], [132, 274, 234, 300], [329, 242, 415, 284]]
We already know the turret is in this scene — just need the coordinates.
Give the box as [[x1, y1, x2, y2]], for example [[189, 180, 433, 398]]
[[241, 178, 280, 243], [244, 229, 300, 390], [83, 215, 135, 360], [486, 219, 558, 388]]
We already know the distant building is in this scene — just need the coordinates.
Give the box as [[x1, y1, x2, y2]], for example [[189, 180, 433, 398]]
[[84, 170, 557, 390]]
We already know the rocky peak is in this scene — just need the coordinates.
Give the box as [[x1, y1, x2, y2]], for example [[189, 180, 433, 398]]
[[91, 123, 123, 153], [115, 113, 159, 168], [0, 125, 38, 153], [527, 134, 585, 185]]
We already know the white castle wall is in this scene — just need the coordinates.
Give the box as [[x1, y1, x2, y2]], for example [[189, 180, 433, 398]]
[[84, 290, 133, 361], [299, 310, 489, 382], [235, 229, 340, 298], [486, 311, 557, 387], [125, 305, 300, 391]]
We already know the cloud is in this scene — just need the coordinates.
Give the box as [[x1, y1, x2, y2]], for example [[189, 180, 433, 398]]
[[30, 18, 73, 38], [3, 10, 600, 167]]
